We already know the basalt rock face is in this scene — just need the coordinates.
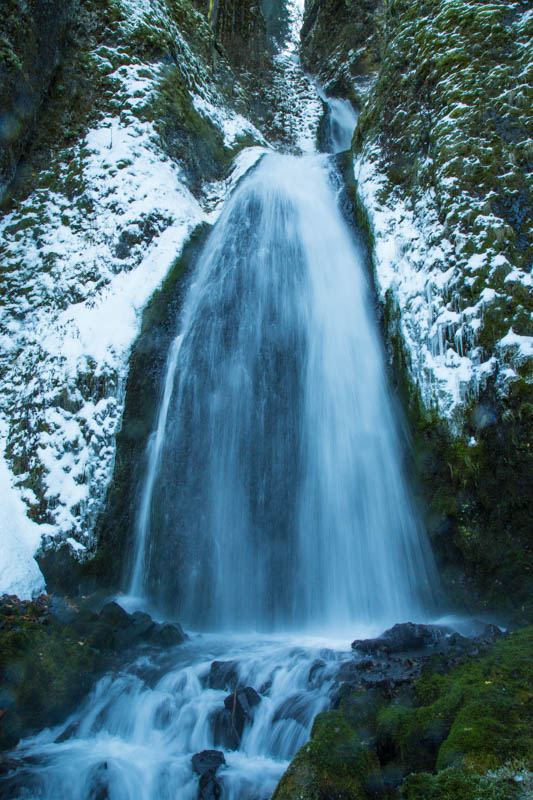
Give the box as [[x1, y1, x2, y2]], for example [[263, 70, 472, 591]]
[[208, 0, 269, 69], [0, 0, 80, 202], [300, 0, 382, 101], [301, 0, 533, 620]]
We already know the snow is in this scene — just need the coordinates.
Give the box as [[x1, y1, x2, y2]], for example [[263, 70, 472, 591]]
[[0, 0, 272, 595], [271, 0, 323, 153], [0, 431, 47, 598], [505, 267, 533, 287], [353, 150, 516, 422], [499, 328, 533, 358], [192, 95, 266, 148]]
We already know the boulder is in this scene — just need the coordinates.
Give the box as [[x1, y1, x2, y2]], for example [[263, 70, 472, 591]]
[[272, 694, 311, 726], [206, 660, 239, 691], [223, 686, 261, 738], [198, 770, 222, 800], [191, 750, 225, 776], [147, 622, 186, 647], [98, 602, 130, 629], [211, 686, 261, 749], [351, 622, 448, 654], [211, 707, 239, 750]]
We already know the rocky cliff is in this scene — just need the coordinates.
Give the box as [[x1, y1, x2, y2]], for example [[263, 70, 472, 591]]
[[0, 0, 271, 595], [0, 0, 81, 200]]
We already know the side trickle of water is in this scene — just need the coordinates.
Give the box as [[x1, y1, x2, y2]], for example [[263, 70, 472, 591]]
[[130, 152, 439, 630]]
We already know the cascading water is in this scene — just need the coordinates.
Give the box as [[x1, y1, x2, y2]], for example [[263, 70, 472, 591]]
[[321, 96, 358, 154], [3, 55, 442, 800], [129, 152, 438, 631]]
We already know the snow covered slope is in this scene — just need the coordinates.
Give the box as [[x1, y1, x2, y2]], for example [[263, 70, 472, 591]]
[[0, 0, 325, 597], [0, 0, 270, 596]]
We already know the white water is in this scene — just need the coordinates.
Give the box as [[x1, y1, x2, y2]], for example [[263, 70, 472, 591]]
[[322, 96, 358, 153], [5, 88, 442, 800], [6, 634, 364, 800], [130, 152, 438, 631]]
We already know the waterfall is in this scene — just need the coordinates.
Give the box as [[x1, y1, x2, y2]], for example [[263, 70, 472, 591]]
[[4, 107, 444, 800], [130, 151, 438, 631]]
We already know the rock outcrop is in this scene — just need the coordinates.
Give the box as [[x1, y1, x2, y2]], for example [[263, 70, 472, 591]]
[[0, 594, 186, 751], [273, 623, 533, 800], [0, 0, 80, 201]]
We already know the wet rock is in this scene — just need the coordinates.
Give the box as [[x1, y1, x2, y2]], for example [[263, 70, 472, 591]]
[[53, 721, 79, 744], [192, 750, 226, 776], [308, 659, 326, 686], [147, 622, 186, 647], [198, 770, 222, 800], [211, 707, 239, 750], [90, 604, 186, 651], [211, 687, 261, 750], [478, 623, 504, 642], [272, 694, 311, 726], [98, 602, 130, 629], [351, 622, 448, 654], [223, 687, 261, 738], [207, 660, 239, 691]]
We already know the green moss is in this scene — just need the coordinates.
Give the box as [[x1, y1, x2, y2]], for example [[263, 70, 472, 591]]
[[272, 709, 380, 800], [392, 628, 533, 779], [0, 597, 101, 750], [274, 629, 533, 800], [154, 66, 229, 191], [401, 766, 521, 800]]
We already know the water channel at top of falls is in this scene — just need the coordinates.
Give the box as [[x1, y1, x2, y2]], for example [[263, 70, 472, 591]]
[[3, 8, 448, 798]]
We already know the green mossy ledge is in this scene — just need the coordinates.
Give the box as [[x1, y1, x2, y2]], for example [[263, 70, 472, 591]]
[[273, 629, 533, 799], [272, 709, 381, 800]]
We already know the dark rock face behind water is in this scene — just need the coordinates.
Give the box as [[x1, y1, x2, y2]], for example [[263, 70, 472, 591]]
[[351, 622, 448, 655], [0, 0, 80, 201]]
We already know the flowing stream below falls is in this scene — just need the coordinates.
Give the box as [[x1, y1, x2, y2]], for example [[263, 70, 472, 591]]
[[5, 101, 443, 798]]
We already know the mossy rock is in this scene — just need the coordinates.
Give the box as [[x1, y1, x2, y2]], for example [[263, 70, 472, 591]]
[[274, 629, 533, 799], [392, 628, 533, 778], [272, 709, 381, 800], [0, 596, 101, 751], [401, 766, 524, 800]]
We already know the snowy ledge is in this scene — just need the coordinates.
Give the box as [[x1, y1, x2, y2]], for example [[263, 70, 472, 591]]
[[353, 149, 533, 425]]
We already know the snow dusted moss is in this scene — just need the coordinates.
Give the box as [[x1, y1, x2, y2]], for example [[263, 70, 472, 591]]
[[303, 0, 533, 422], [353, 0, 533, 421], [0, 0, 272, 595]]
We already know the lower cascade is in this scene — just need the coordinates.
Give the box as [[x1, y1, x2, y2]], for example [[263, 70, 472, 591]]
[[5, 152, 442, 798]]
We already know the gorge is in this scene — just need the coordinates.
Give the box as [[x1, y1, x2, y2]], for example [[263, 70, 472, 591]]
[[0, 0, 532, 797]]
